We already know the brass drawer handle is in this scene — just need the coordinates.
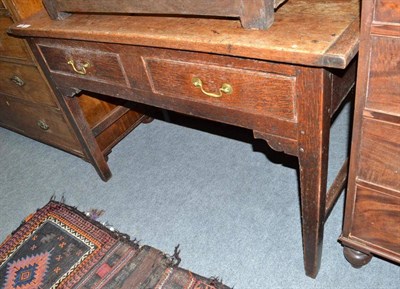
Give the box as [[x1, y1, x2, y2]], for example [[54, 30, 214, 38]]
[[67, 59, 90, 75], [37, 120, 50, 130], [192, 77, 233, 98], [10, 75, 25, 87]]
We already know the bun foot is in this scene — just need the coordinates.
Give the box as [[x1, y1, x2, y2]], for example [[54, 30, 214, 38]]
[[343, 247, 372, 268], [142, 116, 154, 124]]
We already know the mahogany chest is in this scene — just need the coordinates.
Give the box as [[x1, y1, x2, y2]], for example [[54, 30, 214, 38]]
[[340, 0, 400, 267]]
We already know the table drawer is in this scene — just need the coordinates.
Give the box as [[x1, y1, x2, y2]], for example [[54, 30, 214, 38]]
[[351, 185, 400, 254], [358, 118, 400, 192], [0, 61, 56, 106], [0, 13, 29, 60], [0, 95, 81, 152], [366, 36, 400, 116], [38, 44, 131, 87], [144, 57, 297, 121], [374, 0, 400, 23]]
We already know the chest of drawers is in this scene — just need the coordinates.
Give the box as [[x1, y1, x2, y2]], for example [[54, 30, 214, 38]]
[[1, 0, 147, 175], [339, 0, 400, 267]]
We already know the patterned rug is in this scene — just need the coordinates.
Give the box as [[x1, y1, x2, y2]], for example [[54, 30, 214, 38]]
[[0, 200, 230, 289]]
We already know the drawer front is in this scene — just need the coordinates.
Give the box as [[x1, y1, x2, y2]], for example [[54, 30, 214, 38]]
[[375, 0, 400, 23], [358, 118, 400, 192], [38, 44, 130, 87], [0, 61, 56, 106], [351, 185, 400, 254], [0, 95, 81, 152], [0, 14, 29, 60], [144, 58, 297, 121], [366, 36, 400, 116]]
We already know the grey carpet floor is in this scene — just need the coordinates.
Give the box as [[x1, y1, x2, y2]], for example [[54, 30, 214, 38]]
[[0, 101, 399, 288]]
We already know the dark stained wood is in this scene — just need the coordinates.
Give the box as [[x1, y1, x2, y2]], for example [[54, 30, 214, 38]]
[[0, 94, 82, 154], [144, 56, 297, 121], [296, 68, 331, 278], [10, 0, 359, 278], [0, 60, 55, 105], [340, 0, 400, 268], [351, 186, 400, 253], [325, 158, 348, 220], [358, 119, 400, 191], [91, 106, 131, 137], [365, 36, 400, 116], [42, 0, 287, 30], [343, 247, 372, 268]]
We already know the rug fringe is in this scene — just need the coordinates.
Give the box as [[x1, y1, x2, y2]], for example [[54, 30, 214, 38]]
[[209, 276, 234, 289], [165, 244, 182, 267]]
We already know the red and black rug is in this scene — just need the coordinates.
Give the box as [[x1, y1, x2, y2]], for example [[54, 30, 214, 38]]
[[0, 200, 230, 289]]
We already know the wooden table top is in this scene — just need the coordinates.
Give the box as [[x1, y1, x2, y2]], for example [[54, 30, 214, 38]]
[[10, 0, 359, 69]]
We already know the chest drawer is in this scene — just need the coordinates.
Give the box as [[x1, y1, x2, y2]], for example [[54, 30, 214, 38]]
[[0, 12, 29, 60], [144, 57, 297, 121], [366, 36, 400, 116], [351, 185, 400, 255], [0, 61, 56, 106], [374, 0, 400, 23], [0, 95, 82, 153], [358, 118, 400, 192], [38, 43, 130, 87]]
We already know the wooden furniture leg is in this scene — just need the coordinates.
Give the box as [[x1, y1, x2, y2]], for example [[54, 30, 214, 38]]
[[62, 95, 112, 181], [297, 68, 331, 278], [48, 86, 113, 181]]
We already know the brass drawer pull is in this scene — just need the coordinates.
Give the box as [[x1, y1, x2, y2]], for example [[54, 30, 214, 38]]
[[37, 120, 50, 130], [67, 59, 90, 75], [10, 75, 25, 87], [192, 77, 233, 98]]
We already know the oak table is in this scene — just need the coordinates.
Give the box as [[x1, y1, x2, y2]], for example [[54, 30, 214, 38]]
[[10, 0, 359, 278]]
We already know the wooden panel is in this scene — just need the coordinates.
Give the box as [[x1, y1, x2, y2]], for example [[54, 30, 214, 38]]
[[0, 95, 81, 152], [330, 57, 357, 116], [351, 185, 400, 254], [95, 109, 144, 153], [0, 61, 55, 106], [358, 118, 400, 192], [144, 58, 297, 121], [366, 36, 400, 116], [0, 14, 29, 60], [42, 0, 287, 29], [374, 0, 400, 23], [38, 44, 130, 87], [3, 0, 45, 20]]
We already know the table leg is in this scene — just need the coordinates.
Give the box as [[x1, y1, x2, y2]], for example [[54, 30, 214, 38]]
[[297, 68, 331, 278], [62, 95, 112, 181]]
